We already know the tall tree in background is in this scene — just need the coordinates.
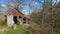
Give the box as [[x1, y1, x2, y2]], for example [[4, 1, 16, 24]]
[[7, 0, 23, 9], [52, 1, 60, 29]]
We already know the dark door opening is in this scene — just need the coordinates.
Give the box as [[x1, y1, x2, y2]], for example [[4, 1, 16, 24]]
[[13, 16, 17, 24], [23, 18, 26, 24]]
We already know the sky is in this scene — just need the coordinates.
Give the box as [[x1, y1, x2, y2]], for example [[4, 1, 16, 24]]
[[0, 0, 8, 4], [0, 0, 60, 15], [0, 0, 44, 15]]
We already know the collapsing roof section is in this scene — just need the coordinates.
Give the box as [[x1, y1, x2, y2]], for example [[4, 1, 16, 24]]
[[6, 8, 24, 16]]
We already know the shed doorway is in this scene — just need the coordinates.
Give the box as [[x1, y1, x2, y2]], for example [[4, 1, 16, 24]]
[[13, 16, 17, 24], [23, 18, 26, 24]]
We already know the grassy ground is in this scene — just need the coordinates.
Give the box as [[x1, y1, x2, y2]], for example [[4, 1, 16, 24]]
[[0, 24, 30, 34], [3, 25, 30, 34]]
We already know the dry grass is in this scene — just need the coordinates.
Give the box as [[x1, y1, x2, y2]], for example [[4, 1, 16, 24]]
[[29, 22, 57, 34]]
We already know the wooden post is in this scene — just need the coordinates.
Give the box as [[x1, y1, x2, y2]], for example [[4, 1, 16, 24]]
[[26, 19, 28, 24], [20, 16, 23, 25]]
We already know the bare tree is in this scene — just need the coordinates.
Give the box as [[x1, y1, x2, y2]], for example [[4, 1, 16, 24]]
[[6, 0, 24, 10]]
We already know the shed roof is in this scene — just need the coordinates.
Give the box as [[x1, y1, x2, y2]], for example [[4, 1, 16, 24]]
[[6, 8, 24, 16]]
